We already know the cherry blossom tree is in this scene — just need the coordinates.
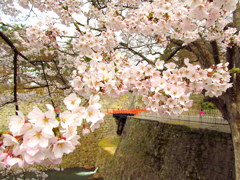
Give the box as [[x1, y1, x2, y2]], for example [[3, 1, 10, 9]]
[[0, 0, 240, 178]]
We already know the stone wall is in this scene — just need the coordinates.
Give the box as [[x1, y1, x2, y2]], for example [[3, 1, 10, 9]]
[[61, 93, 143, 167], [61, 93, 144, 167], [100, 118, 235, 180]]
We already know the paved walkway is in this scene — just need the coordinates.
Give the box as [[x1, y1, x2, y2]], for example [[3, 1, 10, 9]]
[[136, 113, 231, 134]]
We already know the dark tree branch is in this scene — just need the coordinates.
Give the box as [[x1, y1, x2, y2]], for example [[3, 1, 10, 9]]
[[75, 21, 105, 32], [0, 22, 23, 30], [165, 46, 184, 62], [0, 31, 20, 113], [227, 47, 235, 70], [0, 100, 15, 107], [119, 42, 154, 65], [234, 46, 240, 90], [91, 0, 107, 9], [227, 47, 235, 84], [210, 41, 220, 64], [41, 62, 55, 109], [13, 52, 19, 114], [191, 41, 214, 68], [170, 39, 195, 54], [52, 58, 69, 87], [56, 48, 78, 56], [204, 95, 230, 121]]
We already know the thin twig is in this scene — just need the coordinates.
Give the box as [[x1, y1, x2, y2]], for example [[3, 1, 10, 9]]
[[52, 58, 68, 87], [41, 62, 55, 109], [13, 52, 19, 114], [0, 100, 15, 107]]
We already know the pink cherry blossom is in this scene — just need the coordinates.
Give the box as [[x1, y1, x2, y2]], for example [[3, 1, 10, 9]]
[[82, 127, 90, 136], [52, 139, 75, 158], [8, 111, 25, 136], [64, 93, 81, 110]]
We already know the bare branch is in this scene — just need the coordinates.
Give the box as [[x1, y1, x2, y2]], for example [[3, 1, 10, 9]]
[[0, 100, 15, 107]]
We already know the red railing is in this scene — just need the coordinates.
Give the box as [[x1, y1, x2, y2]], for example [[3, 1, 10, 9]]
[[106, 109, 149, 116]]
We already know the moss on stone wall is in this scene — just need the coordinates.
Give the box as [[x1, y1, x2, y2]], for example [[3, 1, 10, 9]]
[[100, 118, 235, 180]]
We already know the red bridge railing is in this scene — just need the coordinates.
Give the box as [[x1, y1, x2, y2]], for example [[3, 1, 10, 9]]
[[106, 109, 149, 116]]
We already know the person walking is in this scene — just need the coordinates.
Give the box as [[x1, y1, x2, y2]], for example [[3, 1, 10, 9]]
[[200, 109, 204, 122]]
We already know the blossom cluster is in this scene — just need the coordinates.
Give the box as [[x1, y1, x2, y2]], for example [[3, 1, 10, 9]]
[[8, 0, 239, 59], [71, 51, 232, 116], [72, 30, 118, 58], [71, 51, 128, 97], [121, 59, 231, 115], [15, 21, 67, 56], [97, 0, 238, 47], [0, 93, 104, 169]]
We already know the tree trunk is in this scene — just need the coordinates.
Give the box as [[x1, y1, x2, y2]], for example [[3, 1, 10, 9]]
[[231, 3, 240, 177], [211, 75, 240, 180], [208, 90, 240, 180], [230, 119, 240, 180]]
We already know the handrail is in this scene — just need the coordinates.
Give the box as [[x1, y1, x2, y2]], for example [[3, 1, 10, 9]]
[[106, 109, 149, 116]]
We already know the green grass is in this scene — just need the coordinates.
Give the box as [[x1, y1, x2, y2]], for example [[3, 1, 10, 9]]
[[98, 136, 121, 155], [98, 136, 121, 148]]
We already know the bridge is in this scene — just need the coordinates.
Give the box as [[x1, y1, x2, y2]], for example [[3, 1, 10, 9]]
[[106, 109, 149, 135], [107, 109, 231, 134]]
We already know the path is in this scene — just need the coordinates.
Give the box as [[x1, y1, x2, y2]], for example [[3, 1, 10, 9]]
[[136, 113, 231, 134]]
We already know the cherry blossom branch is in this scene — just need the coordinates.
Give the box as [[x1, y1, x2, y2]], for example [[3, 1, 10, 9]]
[[56, 48, 77, 56], [58, 35, 79, 39], [75, 21, 105, 32], [0, 22, 23, 30]]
